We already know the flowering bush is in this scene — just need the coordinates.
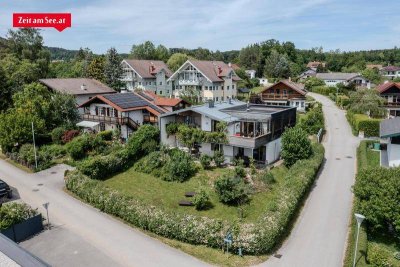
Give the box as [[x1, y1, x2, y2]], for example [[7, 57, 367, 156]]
[[0, 202, 38, 230]]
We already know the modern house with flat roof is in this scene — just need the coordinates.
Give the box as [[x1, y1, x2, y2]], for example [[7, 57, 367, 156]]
[[159, 100, 296, 165], [316, 73, 370, 88], [380, 117, 400, 167], [167, 60, 241, 102], [376, 82, 400, 117], [39, 78, 116, 107], [255, 80, 307, 112], [120, 59, 173, 96], [78, 92, 168, 140]]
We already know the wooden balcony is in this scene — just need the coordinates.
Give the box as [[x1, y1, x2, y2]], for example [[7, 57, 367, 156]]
[[384, 102, 400, 107], [143, 115, 158, 123], [81, 114, 139, 129]]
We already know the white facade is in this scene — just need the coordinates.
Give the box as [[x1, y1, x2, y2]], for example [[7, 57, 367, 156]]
[[386, 141, 400, 167], [258, 78, 269, 86], [245, 70, 256, 79]]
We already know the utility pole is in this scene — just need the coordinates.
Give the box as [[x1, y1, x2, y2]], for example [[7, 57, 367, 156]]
[[31, 122, 38, 169]]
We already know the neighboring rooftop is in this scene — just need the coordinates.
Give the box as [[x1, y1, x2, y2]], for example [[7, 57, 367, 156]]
[[366, 64, 383, 70], [381, 65, 400, 72], [123, 59, 173, 78], [261, 80, 307, 96], [160, 100, 295, 123], [306, 61, 325, 69], [380, 117, 400, 138], [137, 91, 188, 107], [169, 60, 241, 82], [79, 92, 167, 115], [376, 82, 400, 93], [316, 72, 360, 81], [0, 234, 49, 267], [40, 78, 116, 95]]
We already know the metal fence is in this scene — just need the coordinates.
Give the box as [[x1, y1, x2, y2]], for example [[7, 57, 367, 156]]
[[1, 214, 43, 242]]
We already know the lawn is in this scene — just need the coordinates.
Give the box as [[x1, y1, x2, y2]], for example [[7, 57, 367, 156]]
[[344, 141, 400, 267], [250, 86, 265, 94], [103, 164, 288, 223]]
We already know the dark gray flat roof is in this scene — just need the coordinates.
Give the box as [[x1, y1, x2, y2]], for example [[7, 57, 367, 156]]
[[380, 117, 400, 138], [0, 234, 50, 267]]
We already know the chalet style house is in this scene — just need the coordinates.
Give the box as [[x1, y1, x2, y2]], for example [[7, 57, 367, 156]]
[[377, 82, 400, 117], [380, 66, 400, 80], [120, 59, 173, 96], [254, 80, 307, 112], [78, 92, 187, 140], [315, 73, 370, 88], [167, 60, 241, 102], [39, 78, 116, 109], [159, 100, 296, 165]]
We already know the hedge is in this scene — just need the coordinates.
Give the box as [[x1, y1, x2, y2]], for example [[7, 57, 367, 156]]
[[66, 143, 324, 254], [346, 112, 381, 137], [309, 86, 337, 96]]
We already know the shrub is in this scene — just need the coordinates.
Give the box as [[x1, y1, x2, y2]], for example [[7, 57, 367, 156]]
[[336, 95, 350, 108], [346, 112, 381, 137], [298, 104, 324, 135], [66, 134, 107, 160], [214, 175, 251, 205], [62, 130, 80, 143], [260, 171, 275, 186], [281, 127, 313, 167], [39, 144, 66, 160], [309, 85, 337, 96], [166, 122, 180, 136], [193, 187, 211, 210], [234, 164, 246, 178], [367, 243, 393, 267], [97, 130, 113, 141], [161, 149, 196, 182], [304, 77, 325, 90], [127, 125, 159, 160], [133, 151, 165, 175], [0, 202, 38, 230], [200, 154, 212, 169], [213, 150, 225, 167], [51, 127, 66, 144], [78, 149, 131, 180], [18, 144, 36, 165]]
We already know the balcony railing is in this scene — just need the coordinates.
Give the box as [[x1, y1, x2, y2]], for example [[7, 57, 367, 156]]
[[81, 114, 139, 129], [228, 134, 271, 148], [143, 115, 158, 123], [383, 102, 400, 107], [178, 79, 201, 86]]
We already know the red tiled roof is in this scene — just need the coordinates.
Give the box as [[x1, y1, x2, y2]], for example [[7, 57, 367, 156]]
[[376, 82, 400, 93], [306, 61, 325, 68], [382, 66, 400, 72], [123, 59, 173, 78], [140, 91, 188, 107], [189, 60, 241, 82]]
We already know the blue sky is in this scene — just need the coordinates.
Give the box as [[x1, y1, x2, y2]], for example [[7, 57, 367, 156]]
[[1, 0, 399, 54]]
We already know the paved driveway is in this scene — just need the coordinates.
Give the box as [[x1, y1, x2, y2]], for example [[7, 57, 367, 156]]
[[0, 163, 208, 267], [260, 93, 360, 267]]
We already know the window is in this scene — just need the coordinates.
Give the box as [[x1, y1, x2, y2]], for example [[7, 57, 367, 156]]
[[232, 85, 235, 89], [211, 143, 221, 151], [139, 82, 142, 85], [166, 90, 169, 94], [221, 86, 224, 90], [100, 122, 105, 131], [216, 97, 219, 101], [227, 86, 230, 90], [159, 82, 162, 85], [159, 91, 162, 95], [180, 86, 183, 89], [95, 106, 99, 115]]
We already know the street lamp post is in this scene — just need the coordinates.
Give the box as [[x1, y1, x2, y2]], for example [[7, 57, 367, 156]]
[[353, 213, 366, 267], [31, 122, 38, 169]]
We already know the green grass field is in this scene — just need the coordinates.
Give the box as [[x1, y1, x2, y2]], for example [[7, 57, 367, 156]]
[[103, 165, 288, 222]]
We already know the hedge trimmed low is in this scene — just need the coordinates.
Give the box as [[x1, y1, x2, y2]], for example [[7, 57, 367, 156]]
[[66, 143, 324, 254], [346, 112, 381, 137]]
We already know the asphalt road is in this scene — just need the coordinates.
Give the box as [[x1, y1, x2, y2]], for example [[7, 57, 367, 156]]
[[0, 163, 208, 267], [260, 93, 359, 267]]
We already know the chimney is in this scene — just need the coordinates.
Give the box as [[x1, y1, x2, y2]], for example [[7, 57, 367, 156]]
[[208, 100, 214, 108], [81, 84, 87, 91], [288, 77, 291, 82], [218, 66, 222, 74], [228, 62, 232, 68]]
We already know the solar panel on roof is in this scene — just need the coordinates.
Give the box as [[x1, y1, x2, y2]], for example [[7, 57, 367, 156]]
[[103, 93, 165, 114]]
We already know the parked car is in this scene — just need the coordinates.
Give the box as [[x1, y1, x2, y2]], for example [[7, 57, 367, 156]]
[[0, 179, 12, 199]]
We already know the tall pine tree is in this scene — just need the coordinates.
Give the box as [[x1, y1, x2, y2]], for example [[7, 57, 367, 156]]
[[104, 47, 123, 92]]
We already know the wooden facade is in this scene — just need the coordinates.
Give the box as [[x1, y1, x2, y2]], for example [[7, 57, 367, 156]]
[[260, 81, 306, 101]]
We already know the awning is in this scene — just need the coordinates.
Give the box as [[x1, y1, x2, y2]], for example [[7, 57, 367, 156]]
[[76, 121, 100, 128]]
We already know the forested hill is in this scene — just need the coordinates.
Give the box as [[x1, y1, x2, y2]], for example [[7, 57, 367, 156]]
[[46, 47, 79, 61]]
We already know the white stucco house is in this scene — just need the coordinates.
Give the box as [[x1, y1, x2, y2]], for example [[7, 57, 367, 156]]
[[380, 66, 400, 80], [380, 117, 400, 167], [120, 59, 173, 96], [167, 60, 241, 102], [316, 72, 371, 88]]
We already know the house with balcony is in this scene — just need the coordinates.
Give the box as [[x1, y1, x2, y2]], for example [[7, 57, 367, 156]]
[[167, 60, 241, 102], [315, 72, 370, 88], [39, 78, 116, 109], [377, 82, 400, 117], [159, 100, 296, 165], [121, 59, 173, 96], [380, 66, 400, 80], [255, 80, 307, 112], [78, 92, 168, 140]]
